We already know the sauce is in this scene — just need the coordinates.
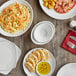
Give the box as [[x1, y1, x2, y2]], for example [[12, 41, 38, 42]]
[[36, 62, 51, 75]]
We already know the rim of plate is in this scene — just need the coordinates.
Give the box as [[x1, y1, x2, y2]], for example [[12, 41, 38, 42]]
[[0, 0, 33, 37], [57, 63, 76, 76], [31, 21, 55, 45], [23, 48, 56, 76], [39, 0, 76, 20]]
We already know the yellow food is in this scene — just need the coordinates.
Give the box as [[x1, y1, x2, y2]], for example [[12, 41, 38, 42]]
[[43, 49, 50, 61], [38, 49, 46, 61], [0, 3, 30, 33], [28, 54, 39, 64], [33, 51, 41, 61], [25, 49, 51, 72], [25, 62, 35, 72], [36, 62, 51, 75], [43, 0, 57, 9], [43, 2, 48, 7], [26, 58, 36, 67]]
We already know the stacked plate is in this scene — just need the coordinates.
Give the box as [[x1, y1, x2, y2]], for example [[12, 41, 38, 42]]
[[31, 21, 55, 45], [0, 38, 21, 75]]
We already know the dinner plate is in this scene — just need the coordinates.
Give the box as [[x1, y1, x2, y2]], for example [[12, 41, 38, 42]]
[[23, 48, 56, 76], [39, 0, 76, 20], [0, 0, 33, 37], [57, 63, 76, 76], [0, 38, 21, 75]]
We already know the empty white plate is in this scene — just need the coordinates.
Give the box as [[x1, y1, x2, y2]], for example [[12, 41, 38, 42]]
[[0, 38, 21, 75], [31, 21, 55, 45], [0, 42, 16, 71], [57, 63, 76, 76]]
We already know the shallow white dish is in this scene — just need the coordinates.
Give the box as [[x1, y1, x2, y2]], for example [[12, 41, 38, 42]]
[[31, 21, 55, 45], [0, 38, 21, 75], [23, 48, 56, 76], [39, 0, 76, 20], [0, 0, 33, 37], [57, 63, 76, 76]]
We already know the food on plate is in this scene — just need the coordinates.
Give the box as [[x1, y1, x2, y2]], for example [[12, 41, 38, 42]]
[[25, 62, 35, 72], [43, 49, 50, 60], [36, 61, 51, 75], [28, 54, 39, 64], [43, 0, 57, 9], [0, 3, 30, 33], [26, 58, 36, 67], [54, 0, 76, 13], [38, 49, 46, 61], [33, 51, 41, 61], [25, 49, 51, 72]]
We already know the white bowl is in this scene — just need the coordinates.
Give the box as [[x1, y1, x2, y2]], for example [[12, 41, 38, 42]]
[[39, 0, 76, 20], [36, 61, 52, 76], [0, 0, 33, 37], [31, 21, 55, 45]]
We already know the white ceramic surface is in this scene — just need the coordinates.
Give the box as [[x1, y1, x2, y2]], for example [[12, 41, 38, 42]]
[[57, 63, 76, 76], [0, 38, 21, 75], [0, 0, 33, 37], [0, 41, 16, 71], [23, 48, 56, 76], [39, 0, 76, 20], [31, 21, 55, 45]]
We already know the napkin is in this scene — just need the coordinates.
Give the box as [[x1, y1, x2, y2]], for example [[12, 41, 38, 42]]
[[62, 30, 76, 55]]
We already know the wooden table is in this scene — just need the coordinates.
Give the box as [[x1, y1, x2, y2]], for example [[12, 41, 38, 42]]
[[0, 0, 76, 76]]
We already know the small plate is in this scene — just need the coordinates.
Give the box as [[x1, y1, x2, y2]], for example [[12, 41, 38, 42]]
[[31, 21, 55, 45], [39, 0, 76, 20], [57, 63, 76, 76], [0, 0, 33, 37], [23, 48, 56, 76]]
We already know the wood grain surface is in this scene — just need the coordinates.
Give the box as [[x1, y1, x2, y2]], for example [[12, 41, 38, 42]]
[[0, 0, 76, 76]]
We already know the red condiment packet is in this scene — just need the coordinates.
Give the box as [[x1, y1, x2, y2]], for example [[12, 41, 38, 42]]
[[62, 30, 76, 55]]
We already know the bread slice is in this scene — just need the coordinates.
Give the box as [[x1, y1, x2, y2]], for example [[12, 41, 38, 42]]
[[26, 58, 36, 67], [25, 62, 35, 72], [37, 49, 46, 61], [28, 54, 38, 64], [33, 51, 41, 61], [43, 49, 50, 61]]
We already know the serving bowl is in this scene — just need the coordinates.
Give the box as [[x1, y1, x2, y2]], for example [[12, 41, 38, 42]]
[[0, 0, 33, 37]]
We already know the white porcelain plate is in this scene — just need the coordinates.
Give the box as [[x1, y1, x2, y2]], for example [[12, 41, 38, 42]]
[[39, 0, 76, 20], [0, 0, 33, 37], [31, 21, 55, 45], [23, 48, 56, 76], [57, 63, 76, 76], [0, 38, 21, 75]]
